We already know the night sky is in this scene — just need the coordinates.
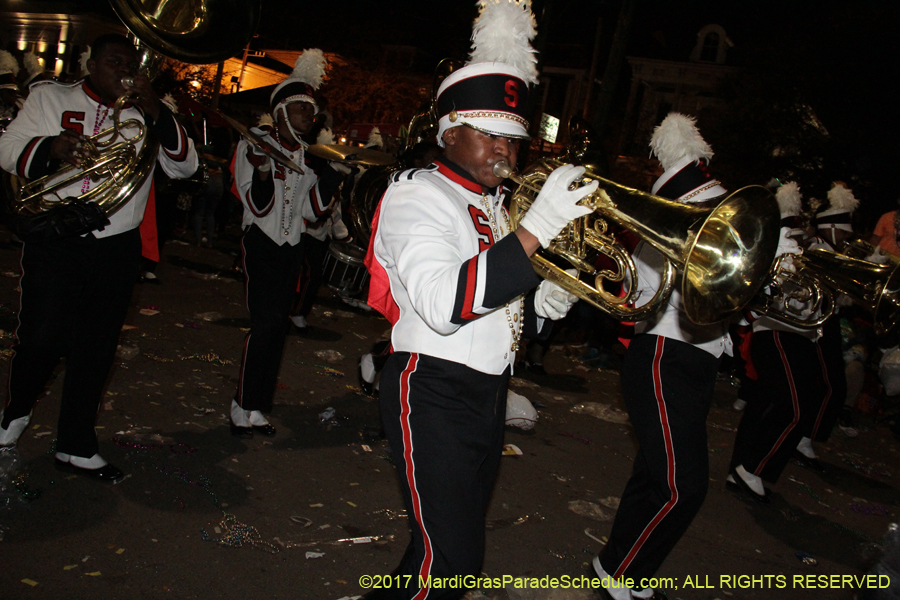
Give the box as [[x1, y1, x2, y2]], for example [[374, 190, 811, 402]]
[[54, 0, 900, 216]]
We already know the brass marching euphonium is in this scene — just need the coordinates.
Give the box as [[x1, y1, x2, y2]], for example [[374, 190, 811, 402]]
[[2, 0, 260, 233], [796, 248, 900, 336], [747, 251, 835, 329], [498, 158, 781, 325]]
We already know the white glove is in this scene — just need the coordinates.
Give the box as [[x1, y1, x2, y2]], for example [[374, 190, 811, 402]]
[[519, 164, 596, 248], [775, 227, 802, 257], [773, 228, 802, 276], [836, 293, 854, 308], [534, 276, 578, 320], [866, 247, 891, 264], [330, 161, 352, 175]]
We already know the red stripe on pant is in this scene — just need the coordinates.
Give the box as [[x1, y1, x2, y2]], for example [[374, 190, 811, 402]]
[[810, 342, 832, 438], [398, 353, 434, 599], [755, 331, 801, 475], [615, 336, 680, 577]]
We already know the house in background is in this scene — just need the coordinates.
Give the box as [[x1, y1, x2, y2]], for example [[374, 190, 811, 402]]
[[613, 24, 740, 189]]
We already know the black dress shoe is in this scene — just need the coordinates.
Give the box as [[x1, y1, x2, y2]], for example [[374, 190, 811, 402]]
[[524, 360, 547, 376], [230, 422, 253, 438], [793, 451, 826, 472], [728, 469, 770, 503], [55, 458, 125, 482], [252, 423, 276, 437]]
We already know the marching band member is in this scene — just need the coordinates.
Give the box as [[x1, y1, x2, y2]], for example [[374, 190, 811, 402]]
[[592, 112, 730, 600], [0, 50, 21, 121], [727, 181, 824, 501], [20, 52, 48, 95], [229, 49, 345, 438], [364, 1, 592, 597], [290, 127, 353, 331], [0, 34, 198, 481], [798, 183, 860, 458]]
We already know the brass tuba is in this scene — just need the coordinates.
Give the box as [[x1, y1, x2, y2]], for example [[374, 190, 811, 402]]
[[500, 158, 781, 325], [2, 0, 260, 234]]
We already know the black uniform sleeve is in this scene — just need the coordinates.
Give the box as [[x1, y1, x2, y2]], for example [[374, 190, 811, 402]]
[[449, 233, 543, 326]]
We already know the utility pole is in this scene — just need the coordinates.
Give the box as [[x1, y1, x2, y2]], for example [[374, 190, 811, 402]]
[[236, 41, 251, 93], [211, 61, 224, 110], [582, 14, 603, 118], [591, 0, 635, 137]]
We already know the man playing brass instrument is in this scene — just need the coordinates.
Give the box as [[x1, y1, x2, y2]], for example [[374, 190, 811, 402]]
[[363, 2, 595, 597], [591, 113, 733, 600], [0, 34, 198, 481]]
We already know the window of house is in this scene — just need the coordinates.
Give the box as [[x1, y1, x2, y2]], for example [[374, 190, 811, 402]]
[[700, 32, 719, 62]]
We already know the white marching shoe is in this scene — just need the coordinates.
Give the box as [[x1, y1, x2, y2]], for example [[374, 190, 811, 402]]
[[55, 452, 125, 482], [0, 412, 31, 446]]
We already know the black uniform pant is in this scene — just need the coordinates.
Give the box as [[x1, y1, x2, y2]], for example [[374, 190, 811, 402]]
[[374, 352, 508, 600], [2, 229, 141, 458], [600, 334, 719, 582], [809, 316, 847, 442], [235, 225, 304, 413], [295, 233, 328, 318], [729, 330, 824, 483]]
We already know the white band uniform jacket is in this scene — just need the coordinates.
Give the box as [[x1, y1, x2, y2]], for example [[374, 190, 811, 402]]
[[232, 128, 329, 247], [0, 80, 198, 236], [370, 161, 549, 375]]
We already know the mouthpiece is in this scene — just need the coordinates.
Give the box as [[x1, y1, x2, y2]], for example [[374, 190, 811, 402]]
[[492, 161, 513, 179], [121, 77, 135, 88]]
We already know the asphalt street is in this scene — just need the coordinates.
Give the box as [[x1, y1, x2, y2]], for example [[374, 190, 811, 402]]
[[0, 230, 897, 600]]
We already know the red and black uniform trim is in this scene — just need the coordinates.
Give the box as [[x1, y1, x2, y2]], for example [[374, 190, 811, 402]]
[[440, 157, 541, 326], [435, 159, 485, 195], [153, 106, 190, 162], [16, 136, 52, 178], [655, 158, 716, 200], [81, 80, 119, 108], [450, 234, 539, 324]]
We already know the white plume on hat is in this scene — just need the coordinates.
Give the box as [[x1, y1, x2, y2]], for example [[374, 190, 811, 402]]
[[161, 93, 178, 114], [257, 112, 274, 129], [366, 127, 383, 149], [816, 182, 858, 233], [290, 48, 327, 90], [775, 181, 802, 217], [469, 0, 539, 85], [435, 0, 539, 147], [316, 127, 335, 145], [23, 52, 42, 78], [79, 46, 92, 77], [270, 48, 328, 114], [826, 182, 859, 214], [0, 50, 19, 76], [650, 112, 714, 173]]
